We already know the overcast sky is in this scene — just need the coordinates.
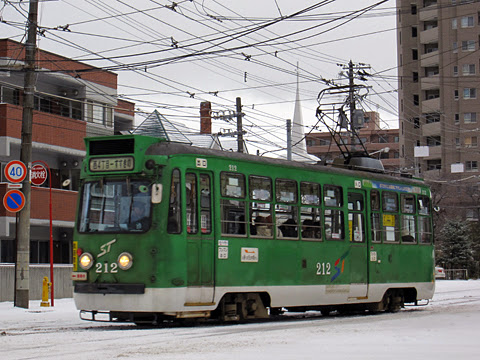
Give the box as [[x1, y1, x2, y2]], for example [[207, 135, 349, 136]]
[[0, 0, 398, 154]]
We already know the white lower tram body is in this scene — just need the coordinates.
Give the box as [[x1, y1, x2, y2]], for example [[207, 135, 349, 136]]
[[74, 282, 435, 316]]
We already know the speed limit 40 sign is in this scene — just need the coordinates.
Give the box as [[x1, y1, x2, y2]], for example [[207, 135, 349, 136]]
[[4, 160, 27, 183]]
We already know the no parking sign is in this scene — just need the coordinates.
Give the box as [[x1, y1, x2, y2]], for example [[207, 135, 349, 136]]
[[3, 189, 25, 212]]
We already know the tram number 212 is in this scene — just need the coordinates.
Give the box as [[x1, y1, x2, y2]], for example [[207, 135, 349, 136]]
[[316, 262, 331, 275]]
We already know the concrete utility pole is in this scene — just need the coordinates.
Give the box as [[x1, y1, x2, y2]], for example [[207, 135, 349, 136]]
[[15, 0, 38, 309], [236, 97, 244, 153], [286, 119, 292, 161], [347, 60, 356, 150]]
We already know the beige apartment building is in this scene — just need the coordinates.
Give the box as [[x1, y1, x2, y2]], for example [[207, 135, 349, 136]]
[[306, 111, 400, 173], [397, 0, 480, 220]]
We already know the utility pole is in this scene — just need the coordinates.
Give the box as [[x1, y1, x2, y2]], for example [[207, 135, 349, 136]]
[[286, 119, 292, 161], [15, 0, 38, 308], [347, 60, 356, 150], [236, 97, 244, 153]]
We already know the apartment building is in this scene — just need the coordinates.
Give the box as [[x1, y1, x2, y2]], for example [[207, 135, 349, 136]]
[[0, 39, 135, 264], [397, 0, 480, 219], [306, 111, 400, 172]]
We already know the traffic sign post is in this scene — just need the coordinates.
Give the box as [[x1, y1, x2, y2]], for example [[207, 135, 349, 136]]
[[3, 189, 26, 213], [5, 160, 27, 183]]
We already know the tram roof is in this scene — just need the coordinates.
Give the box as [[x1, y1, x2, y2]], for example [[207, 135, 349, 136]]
[[145, 140, 425, 187]]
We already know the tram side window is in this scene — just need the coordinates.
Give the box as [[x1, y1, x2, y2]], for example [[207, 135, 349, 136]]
[[401, 194, 416, 243], [200, 174, 212, 234], [324, 185, 344, 241], [221, 172, 245, 198], [418, 195, 432, 244], [371, 190, 382, 243], [382, 191, 400, 242], [221, 172, 246, 236], [300, 182, 322, 241], [324, 185, 343, 207], [186, 173, 198, 234], [167, 169, 181, 233], [276, 179, 298, 239], [249, 175, 273, 238], [348, 192, 365, 243]]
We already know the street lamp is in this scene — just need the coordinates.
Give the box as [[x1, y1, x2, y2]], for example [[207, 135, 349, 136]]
[[32, 160, 54, 307]]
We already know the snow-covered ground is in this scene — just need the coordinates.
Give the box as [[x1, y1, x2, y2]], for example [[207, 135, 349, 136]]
[[1, 280, 480, 360]]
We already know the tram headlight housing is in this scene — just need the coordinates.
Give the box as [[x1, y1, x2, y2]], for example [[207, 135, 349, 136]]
[[117, 252, 133, 270], [79, 252, 94, 270]]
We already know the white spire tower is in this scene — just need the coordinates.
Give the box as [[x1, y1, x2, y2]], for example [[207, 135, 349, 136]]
[[291, 64, 308, 157]]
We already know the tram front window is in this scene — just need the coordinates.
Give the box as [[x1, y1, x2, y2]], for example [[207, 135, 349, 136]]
[[78, 180, 152, 233]]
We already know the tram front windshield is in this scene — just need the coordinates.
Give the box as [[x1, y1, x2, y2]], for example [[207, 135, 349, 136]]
[[78, 179, 152, 233]]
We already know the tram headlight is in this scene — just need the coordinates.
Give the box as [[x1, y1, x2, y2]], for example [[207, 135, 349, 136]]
[[117, 252, 133, 270], [79, 252, 94, 270]]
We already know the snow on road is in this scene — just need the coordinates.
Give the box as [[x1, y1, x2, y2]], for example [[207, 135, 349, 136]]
[[1, 280, 480, 360]]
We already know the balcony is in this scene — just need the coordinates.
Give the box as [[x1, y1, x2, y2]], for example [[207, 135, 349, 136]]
[[421, 75, 440, 91], [419, 5, 438, 22], [421, 97, 441, 112], [420, 51, 439, 67], [425, 145, 442, 159], [422, 121, 441, 137], [420, 27, 438, 44]]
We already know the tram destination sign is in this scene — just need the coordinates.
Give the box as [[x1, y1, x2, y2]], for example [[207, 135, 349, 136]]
[[89, 156, 135, 172]]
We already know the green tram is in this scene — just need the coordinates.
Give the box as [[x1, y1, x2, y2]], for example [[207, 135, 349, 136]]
[[72, 134, 435, 323]]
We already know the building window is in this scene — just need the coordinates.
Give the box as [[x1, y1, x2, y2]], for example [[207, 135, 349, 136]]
[[453, 66, 458, 76], [454, 90, 459, 100], [413, 117, 420, 128], [462, 40, 475, 51], [462, 64, 476, 75], [464, 112, 477, 123], [461, 16, 474, 28], [465, 136, 477, 148], [466, 209, 478, 221], [412, 49, 418, 60], [425, 113, 440, 123], [464, 88, 477, 99], [306, 139, 315, 147], [411, 4, 417, 14], [453, 41, 458, 53], [413, 94, 419, 106], [427, 160, 442, 170], [412, 27, 417, 37], [426, 89, 439, 100], [455, 113, 460, 124], [456, 137, 460, 147], [466, 161, 478, 171], [452, 18, 458, 29], [426, 136, 441, 146], [424, 21, 437, 31], [425, 66, 439, 76], [413, 72, 419, 82]]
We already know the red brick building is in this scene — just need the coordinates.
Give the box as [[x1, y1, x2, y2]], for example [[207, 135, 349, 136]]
[[0, 39, 134, 263]]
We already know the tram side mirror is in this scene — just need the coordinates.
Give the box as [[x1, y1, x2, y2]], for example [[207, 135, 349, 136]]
[[152, 184, 162, 204]]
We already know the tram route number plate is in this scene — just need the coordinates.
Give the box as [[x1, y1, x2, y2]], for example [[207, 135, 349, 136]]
[[89, 157, 135, 172]]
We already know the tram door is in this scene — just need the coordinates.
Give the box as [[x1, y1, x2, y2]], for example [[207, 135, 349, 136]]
[[347, 190, 368, 298], [185, 171, 215, 305]]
